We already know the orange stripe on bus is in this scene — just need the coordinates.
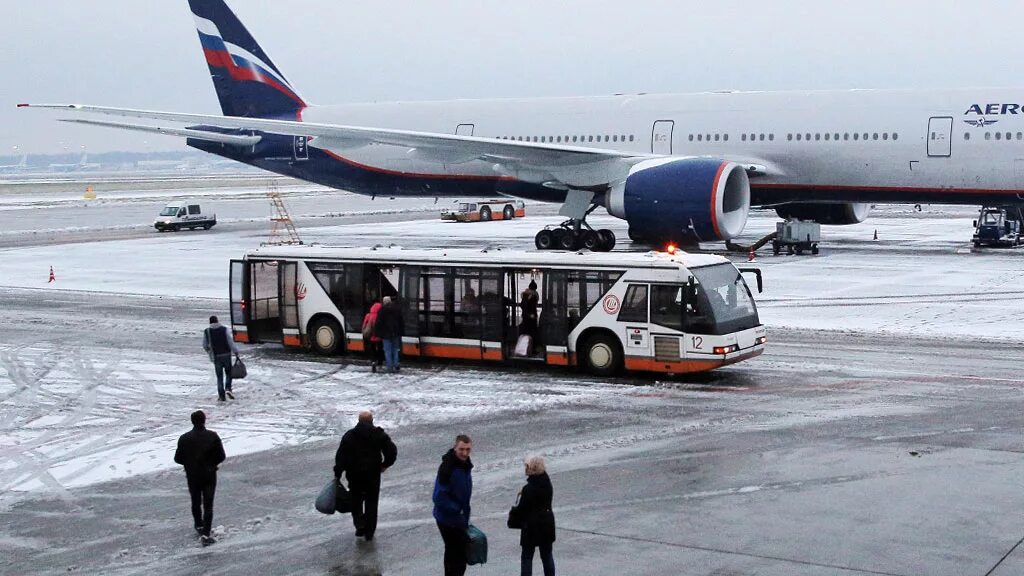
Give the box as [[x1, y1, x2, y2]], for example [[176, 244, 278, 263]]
[[348, 340, 365, 352], [547, 353, 570, 366], [234, 333, 249, 343], [283, 335, 303, 347]]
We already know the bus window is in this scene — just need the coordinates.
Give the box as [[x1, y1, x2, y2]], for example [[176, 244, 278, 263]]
[[308, 262, 364, 331], [649, 284, 684, 331], [689, 264, 760, 334], [455, 268, 481, 339], [617, 284, 649, 323]]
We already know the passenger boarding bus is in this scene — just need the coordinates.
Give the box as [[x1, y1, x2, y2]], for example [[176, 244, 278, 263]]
[[228, 247, 766, 376]]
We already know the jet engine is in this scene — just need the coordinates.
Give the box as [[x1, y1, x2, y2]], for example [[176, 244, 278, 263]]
[[606, 158, 750, 244], [774, 202, 871, 225]]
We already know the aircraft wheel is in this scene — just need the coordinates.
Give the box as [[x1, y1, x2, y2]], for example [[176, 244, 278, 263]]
[[535, 229, 554, 250], [581, 230, 602, 251], [811, 244, 819, 255], [597, 229, 616, 251], [581, 332, 622, 377], [480, 206, 492, 221], [503, 205, 515, 220], [558, 230, 578, 250], [309, 316, 343, 356]]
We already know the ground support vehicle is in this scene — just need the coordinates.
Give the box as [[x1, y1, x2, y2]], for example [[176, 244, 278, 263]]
[[154, 202, 216, 231], [228, 247, 766, 376], [441, 200, 525, 222], [772, 220, 820, 255], [972, 206, 1023, 248]]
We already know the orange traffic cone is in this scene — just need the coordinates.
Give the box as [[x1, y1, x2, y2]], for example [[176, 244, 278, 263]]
[[48, 266, 56, 283]]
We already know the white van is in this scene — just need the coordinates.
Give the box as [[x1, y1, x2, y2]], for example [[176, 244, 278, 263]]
[[154, 202, 217, 232]]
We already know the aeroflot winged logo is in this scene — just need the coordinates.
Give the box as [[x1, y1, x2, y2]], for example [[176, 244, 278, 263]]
[[962, 103, 1024, 127]]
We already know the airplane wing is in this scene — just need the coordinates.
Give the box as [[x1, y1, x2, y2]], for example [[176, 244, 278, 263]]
[[22, 104, 658, 188]]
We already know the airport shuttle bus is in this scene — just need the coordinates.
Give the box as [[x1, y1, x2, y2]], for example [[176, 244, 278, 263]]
[[228, 246, 766, 376]]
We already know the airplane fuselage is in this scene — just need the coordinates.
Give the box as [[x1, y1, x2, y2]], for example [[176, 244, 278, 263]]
[[216, 87, 1024, 207]]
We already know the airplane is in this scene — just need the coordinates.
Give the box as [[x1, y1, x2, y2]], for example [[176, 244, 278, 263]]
[[0, 154, 28, 173], [20, 0, 1024, 251], [47, 152, 100, 173]]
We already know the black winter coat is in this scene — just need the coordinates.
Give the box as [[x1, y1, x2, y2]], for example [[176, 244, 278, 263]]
[[334, 421, 398, 484], [374, 301, 405, 340], [518, 472, 556, 547], [174, 426, 226, 479]]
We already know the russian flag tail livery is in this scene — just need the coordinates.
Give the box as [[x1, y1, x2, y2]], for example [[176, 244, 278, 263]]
[[188, 0, 307, 119]]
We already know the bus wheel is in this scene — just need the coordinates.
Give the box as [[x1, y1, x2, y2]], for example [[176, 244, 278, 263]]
[[581, 333, 622, 376], [503, 205, 515, 220], [309, 316, 343, 355], [480, 206, 492, 221], [535, 229, 554, 250]]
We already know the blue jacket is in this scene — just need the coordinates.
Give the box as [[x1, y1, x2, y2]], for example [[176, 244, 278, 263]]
[[432, 449, 473, 529]]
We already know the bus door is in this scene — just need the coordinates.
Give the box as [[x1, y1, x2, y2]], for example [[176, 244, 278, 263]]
[[279, 261, 300, 346], [616, 283, 652, 363], [649, 284, 687, 365], [479, 269, 503, 361], [248, 260, 282, 342], [229, 260, 249, 342], [543, 270, 571, 365], [398, 265, 421, 357], [505, 269, 544, 360]]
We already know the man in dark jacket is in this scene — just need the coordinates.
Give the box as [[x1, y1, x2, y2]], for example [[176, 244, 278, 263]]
[[334, 410, 397, 541], [374, 296, 405, 372], [433, 435, 473, 576], [173, 410, 226, 546], [202, 315, 240, 401]]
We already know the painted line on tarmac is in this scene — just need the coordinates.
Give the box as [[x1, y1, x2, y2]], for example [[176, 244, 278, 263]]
[[559, 526, 909, 576], [984, 533, 1024, 576]]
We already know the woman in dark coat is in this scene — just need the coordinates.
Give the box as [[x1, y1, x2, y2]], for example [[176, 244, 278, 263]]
[[517, 455, 556, 576]]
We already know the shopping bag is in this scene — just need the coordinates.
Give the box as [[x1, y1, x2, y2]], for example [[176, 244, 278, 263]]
[[465, 524, 488, 565], [315, 480, 337, 515], [507, 493, 523, 529], [230, 357, 247, 379], [514, 335, 532, 357]]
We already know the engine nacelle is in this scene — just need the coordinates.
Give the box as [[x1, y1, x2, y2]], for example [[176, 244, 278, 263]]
[[774, 202, 871, 225], [607, 158, 750, 243]]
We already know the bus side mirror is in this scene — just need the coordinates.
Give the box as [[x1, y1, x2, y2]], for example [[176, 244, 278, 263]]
[[737, 268, 763, 293]]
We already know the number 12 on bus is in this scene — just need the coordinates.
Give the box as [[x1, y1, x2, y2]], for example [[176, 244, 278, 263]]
[[229, 247, 767, 376]]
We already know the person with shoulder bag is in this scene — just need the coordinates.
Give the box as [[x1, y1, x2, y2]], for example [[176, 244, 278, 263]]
[[510, 455, 556, 576], [202, 315, 241, 401]]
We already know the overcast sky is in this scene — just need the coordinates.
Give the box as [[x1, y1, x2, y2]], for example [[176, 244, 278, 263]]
[[3, 0, 1022, 154]]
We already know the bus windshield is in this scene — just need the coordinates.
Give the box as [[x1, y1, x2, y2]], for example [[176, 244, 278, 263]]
[[160, 206, 180, 216], [689, 263, 760, 334]]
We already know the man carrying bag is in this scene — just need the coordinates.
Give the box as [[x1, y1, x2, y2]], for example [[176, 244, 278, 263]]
[[202, 315, 241, 401]]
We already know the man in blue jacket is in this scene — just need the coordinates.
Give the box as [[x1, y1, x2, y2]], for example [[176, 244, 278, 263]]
[[433, 434, 473, 576]]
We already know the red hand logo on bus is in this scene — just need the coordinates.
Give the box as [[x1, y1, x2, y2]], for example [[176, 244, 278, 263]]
[[295, 282, 308, 301], [602, 294, 620, 314]]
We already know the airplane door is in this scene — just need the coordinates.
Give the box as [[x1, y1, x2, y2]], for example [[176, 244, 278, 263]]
[[456, 124, 475, 136], [927, 117, 953, 157], [293, 136, 309, 161], [652, 120, 674, 154]]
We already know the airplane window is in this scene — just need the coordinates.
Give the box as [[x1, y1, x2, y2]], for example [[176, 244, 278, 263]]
[[742, 134, 747, 142], [964, 133, 970, 141], [787, 134, 792, 141], [749, 133, 755, 141], [689, 134, 694, 142], [985, 132, 991, 140], [588, 136, 593, 142], [834, 133, 840, 140], [863, 133, 869, 140], [769, 134, 775, 141], [996, 132, 1002, 140], [621, 135, 626, 142], [893, 133, 899, 141], [1007, 132, 1013, 140], [854, 133, 859, 141], [844, 133, 849, 140], [630, 135, 635, 142], [541, 136, 547, 143], [814, 134, 820, 141], [612, 135, 618, 142], [825, 133, 831, 141], [723, 134, 729, 142], [806, 133, 811, 141], [714, 134, 720, 142], [882, 133, 888, 140], [872, 133, 879, 140], [796, 134, 802, 141], [1018, 132, 1023, 140]]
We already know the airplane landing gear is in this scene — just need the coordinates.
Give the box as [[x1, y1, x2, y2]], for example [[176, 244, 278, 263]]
[[535, 219, 615, 252]]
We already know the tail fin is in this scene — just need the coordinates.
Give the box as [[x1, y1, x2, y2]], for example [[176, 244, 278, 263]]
[[188, 0, 307, 119]]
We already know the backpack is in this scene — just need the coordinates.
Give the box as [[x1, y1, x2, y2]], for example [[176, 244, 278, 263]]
[[362, 313, 375, 341]]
